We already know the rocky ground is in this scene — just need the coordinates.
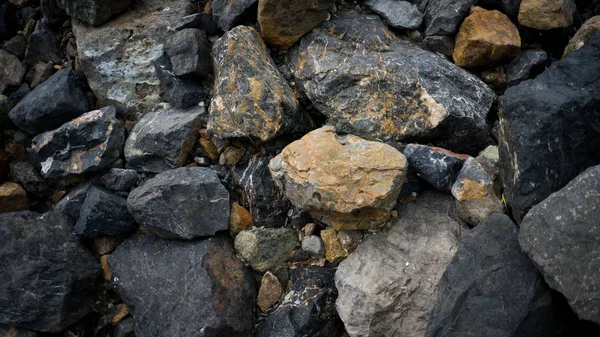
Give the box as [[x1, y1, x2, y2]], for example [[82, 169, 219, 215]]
[[0, 0, 599, 336]]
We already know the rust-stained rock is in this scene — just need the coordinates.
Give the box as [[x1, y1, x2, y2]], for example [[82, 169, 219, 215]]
[[453, 7, 521, 68], [563, 16, 600, 58], [269, 126, 407, 230], [518, 0, 576, 30], [199, 135, 219, 161], [0, 182, 29, 213], [257, 271, 283, 312], [230, 202, 253, 236], [321, 228, 348, 263]]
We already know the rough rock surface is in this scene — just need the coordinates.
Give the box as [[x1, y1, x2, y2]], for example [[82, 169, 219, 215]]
[[0, 325, 36, 337], [423, 0, 477, 36], [54, 183, 90, 219], [302, 235, 325, 258], [62, 0, 131, 26], [506, 49, 547, 86], [335, 191, 468, 337], [0, 211, 99, 332], [563, 15, 600, 57], [365, 0, 423, 30], [403, 144, 467, 192], [518, 0, 576, 30], [211, 0, 257, 31], [234, 227, 298, 272], [0, 50, 24, 93], [519, 165, 600, 325], [75, 186, 135, 238], [9, 161, 51, 198], [0, 182, 29, 213], [229, 202, 253, 236], [321, 228, 348, 263], [154, 55, 208, 109], [24, 21, 62, 67], [100, 168, 139, 191], [270, 126, 407, 230], [257, 271, 283, 312], [164, 28, 211, 77], [109, 234, 256, 337], [478, 0, 522, 21]]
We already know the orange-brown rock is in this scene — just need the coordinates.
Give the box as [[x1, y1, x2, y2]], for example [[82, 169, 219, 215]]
[[518, 0, 576, 30], [563, 16, 600, 58], [0, 182, 30, 213], [321, 228, 348, 263], [256, 271, 282, 312], [230, 202, 253, 236], [453, 7, 521, 68]]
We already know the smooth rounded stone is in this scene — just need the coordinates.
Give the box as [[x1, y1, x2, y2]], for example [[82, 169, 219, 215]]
[[365, 0, 423, 29], [288, 10, 496, 154], [109, 233, 256, 337], [128, 167, 230, 239], [519, 165, 600, 325], [33, 106, 125, 179], [258, 0, 333, 49], [0, 50, 24, 94], [62, 0, 131, 26], [426, 214, 570, 337], [498, 33, 600, 222], [563, 16, 600, 58], [154, 55, 208, 109], [321, 228, 348, 263], [54, 183, 91, 219], [0, 211, 99, 332], [124, 103, 204, 173], [75, 186, 135, 238], [453, 7, 521, 68], [0, 325, 36, 337], [229, 202, 253, 236], [211, 0, 258, 31], [423, 0, 477, 36], [24, 21, 62, 67], [208, 26, 304, 142], [421, 35, 455, 57], [9, 68, 89, 136], [234, 227, 298, 272], [302, 235, 325, 258], [506, 49, 548, 87], [0, 181, 29, 213], [164, 28, 211, 77], [335, 191, 468, 337], [518, 0, 576, 30], [257, 271, 283, 312], [100, 168, 139, 191], [403, 143, 468, 192], [9, 162, 49, 198], [270, 126, 407, 230]]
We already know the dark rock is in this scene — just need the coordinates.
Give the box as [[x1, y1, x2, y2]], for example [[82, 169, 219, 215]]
[[9, 68, 89, 135], [423, 0, 477, 36], [62, 0, 131, 26], [426, 214, 569, 337], [421, 35, 455, 57], [403, 144, 468, 192], [29, 61, 56, 89], [3, 34, 27, 59], [498, 33, 600, 222], [154, 54, 208, 109], [109, 233, 256, 337], [519, 165, 600, 325], [506, 49, 548, 86], [0, 50, 25, 93], [9, 161, 51, 198], [211, 0, 258, 31], [24, 21, 62, 67], [75, 186, 135, 238], [100, 168, 138, 191], [113, 317, 135, 337], [40, 0, 67, 27], [478, 0, 522, 21], [0, 325, 37, 337], [54, 183, 90, 219], [127, 167, 230, 239], [175, 13, 220, 36], [365, 0, 423, 30], [0, 84, 29, 128], [234, 227, 298, 272], [165, 28, 211, 78], [0, 211, 99, 332]]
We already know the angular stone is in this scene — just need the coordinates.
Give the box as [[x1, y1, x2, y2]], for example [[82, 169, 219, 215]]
[[506, 49, 547, 87], [423, 0, 477, 36], [302, 235, 325, 258], [109, 233, 256, 337], [127, 167, 230, 239], [335, 191, 467, 337], [421, 35, 455, 57], [40, 0, 68, 27], [75, 186, 135, 238], [519, 165, 600, 325], [9, 68, 89, 135], [209, 25, 303, 142], [165, 28, 211, 77], [270, 126, 407, 230], [0, 84, 29, 128], [211, 0, 258, 31], [518, 0, 576, 30], [321, 228, 348, 263], [229, 202, 253, 236], [29, 61, 55, 89], [404, 144, 468, 192], [477, 0, 522, 21], [154, 54, 208, 109], [288, 10, 495, 154], [33, 106, 125, 179], [9, 161, 51, 198], [125, 103, 204, 173], [234, 227, 298, 272], [0, 50, 24, 94], [0, 182, 29, 213], [0, 211, 99, 332], [4, 34, 27, 59], [365, 0, 423, 30], [62, 0, 131, 26], [100, 168, 139, 191], [24, 21, 62, 67], [257, 271, 283, 312], [113, 317, 135, 337], [175, 13, 220, 36], [563, 15, 600, 58], [54, 183, 90, 219], [479, 66, 507, 90], [475, 145, 500, 177]]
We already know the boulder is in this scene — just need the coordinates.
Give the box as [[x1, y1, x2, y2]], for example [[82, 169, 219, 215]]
[[75, 186, 135, 238], [257, 271, 283, 312], [563, 15, 600, 57], [0, 50, 24, 93], [109, 233, 256, 337], [0, 211, 99, 332], [365, 0, 423, 30], [127, 167, 230, 239], [518, 0, 576, 30], [269, 126, 407, 230], [211, 0, 258, 31], [100, 168, 139, 191], [164, 28, 211, 77], [62, 0, 131, 26], [0, 182, 29, 213], [33, 106, 125, 179], [288, 10, 496, 154], [519, 165, 600, 325], [234, 227, 298, 272], [154, 54, 208, 109], [403, 144, 468, 192], [208, 25, 304, 142], [423, 0, 477, 36], [9, 68, 89, 135], [24, 21, 62, 67], [506, 49, 547, 86], [335, 191, 468, 337]]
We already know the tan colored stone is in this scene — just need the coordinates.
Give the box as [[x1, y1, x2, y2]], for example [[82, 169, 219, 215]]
[[257, 271, 283, 312], [199, 136, 219, 161], [563, 16, 600, 58], [269, 126, 407, 230], [518, 0, 576, 30], [321, 228, 348, 263], [0, 182, 30, 213], [101, 255, 111, 281], [230, 202, 253, 237], [453, 7, 521, 68], [303, 222, 317, 236], [219, 146, 244, 166], [94, 236, 117, 255], [111, 304, 129, 324]]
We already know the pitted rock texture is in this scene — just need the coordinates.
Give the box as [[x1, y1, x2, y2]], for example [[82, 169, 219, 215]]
[[62, 0, 131, 26], [270, 126, 407, 230], [234, 227, 298, 272], [518, 0, 576, 30]]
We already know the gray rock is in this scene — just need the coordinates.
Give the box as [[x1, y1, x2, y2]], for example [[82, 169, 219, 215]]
[[113, 317, 135, 337], [62, 0, 131, 26], [54, 183, 91, 219], [506, 49, 547, 87], [365, 0, 423, 29], [302, 235, 325, 258], [3, 34, 27, 59], [423, 0, 477, 36], [0, 84, 29, 129], [9, 161, 51, 198], [75, 186, 135, 238], [100, 168, 139, 191], [40, 0, 68, 27], [0, 325, 37, 337], [211, 0, 258, 31], [127, 167, 230, 239], [154, 54, 208, 109], [234, 227, 298, 272], [25, 21, 62, 67], [0, 50, 24, 94], [165, 28, 211, 78], [421, 35, 455, 57], [478, 0, 522, 21], [175, 13, 220, 36], [335, 191, 468, 337], [519, 165, 600, 325], [403, 143, 467, 192], [109, 233, 256, 337], [0, 211, 99, 332]]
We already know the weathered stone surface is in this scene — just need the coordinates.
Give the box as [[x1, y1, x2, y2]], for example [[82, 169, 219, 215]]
[[426, 214, 568, 337], [165, 28, 211, 77], [563, 15, 600, 57], [335, 191, 467, 337], [9, 161, 51, 198], [128, 167, 230, 239], [75, 186, 135, 238], [209, 25, 303, 142], [506, 49, 547, 86], [479, 66, 507, 90], [0, 325, 36, 337], [321, 228, 348, 263], [29, 61, 55, 89], [40, 0, 67, 27], [478, 0, 522, 21], [100, 168, 138, 191], [54, 183, 90, 219], [258, 0, 334, 49], [404, 144, 467, 192], [211, 0, 258, 31], [257, 271, 283, 312], [498, 33, 600, 222], [62, 0, 131, 26], [154, 54, 208, 109], [365, 0, 423, 29], [453, 7, 521, 68], [270, 126, 407, 230], [4, 34, 27, 59], [125, 103, 204, 173], [175, 13, 220, 36], [518, 0, 576, 30], [423, 0, 477, 36], [33, 106, 125, 179], [234, 227, 298, 272], [519, 165, 600, 325], [0, 211, 99, 332], [109, 233, 256, 337], [0, 50, 24, 94], [113, 317, 135, 337], [0, 182, 29, 213], [421, 35, 455, 57], [24, 21, 62, 67], [229, 202, 253, 236], [288, 10, 496, 154], [9, 68, 89, 135], [302, 235, 325, 258]]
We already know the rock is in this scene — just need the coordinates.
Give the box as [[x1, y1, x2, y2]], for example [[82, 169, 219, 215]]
[[0, 325, 36, 337], [426, 214, 569, 337], [365, 0, 423, 30], [0, 50, 24, 94], [3, 34, 27, 59], [338, 230, 363, 254], [113, 317, 135, 337], [423, 0, 477, 36], [563, 15, 600, 57], [211, 0, 258, 31], [75, 186, 135, 238], [24, 21, 62, 67], [453, 7, 521, 68], [518, 0, 576, 30], [0, 182, 29, 213], [257, 0, 334, 49], [321, 228, 348, 263], [54, 183, 90, 219], [230, 202, 253, 236], [234, 227, 298, 272], [29, 61, 55, 89], [0, 211, 99, 332], [40, 0, 67, 27], [479, 66, 507, 90], [9, 68, 89, 135], [209, 25, 304, 142], [127, 167, 230, 239], [477, 0, 522, 21], [100, 168, 139, 191], [164, 28, 211, 78], [270, 126, 407, 230], [154, 54, 208, 109], [403, 144, 468, 192], [72, 0, 195, 118], [476, 145, 500, 177], [199, 136, 219, 161], [62, 0, 131, 26], [175, 13, 220, 36], [519, 165, 600, 325], [109, 233, 256, 337], [335, 191, 467, 337], [498, 33, 600, 222], [219, 146, 244, 166], [9, 161, 51, 198], [421, 35, 455, 57], [0, 84, 28, 128], [288, 10, 496, 154], [93, 236, 117, 255], [33, 106, 125, 179], [302, 235, 325, 258], [506, 49, 547, 86], [257, 271, 283, 312]]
